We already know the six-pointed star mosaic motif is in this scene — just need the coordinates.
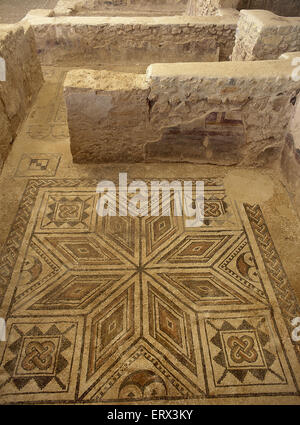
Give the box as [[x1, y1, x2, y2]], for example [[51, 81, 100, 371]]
[[0, 177, 300, 403]]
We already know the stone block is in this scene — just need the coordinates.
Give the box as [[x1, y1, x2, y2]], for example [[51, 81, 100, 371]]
[[64, 69, 151, 162], [232, 10, 300, 61]]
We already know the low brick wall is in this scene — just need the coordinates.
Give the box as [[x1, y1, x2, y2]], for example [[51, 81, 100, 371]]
[[0, 23, 43, 171], [232, 10, 300, 61], [23, 13, 238, 66], [64, 54, 300, 166]]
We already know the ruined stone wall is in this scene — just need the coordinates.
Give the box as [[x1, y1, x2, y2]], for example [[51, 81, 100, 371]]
[[0, 24, 43, 171], [54, 0, 188, 16], [186, 0, 239, 16], [24, 15, 237, 66], [64, 56, 300, 166], [186, 0, 300, 17], [232, 10, 300, 61], [145, 59, 299, 166]]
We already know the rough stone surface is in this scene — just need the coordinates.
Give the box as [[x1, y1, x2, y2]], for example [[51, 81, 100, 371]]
[[64, 69, 151, 162], [54, 0, 188, 16], [232, 10, 300, 61], [187, 0, 300, 17], [64, 56, 300, 166], [0, 23, 43, 171], [187, 0, 239, 16], [146, 58, 300, 166], [23, 14, 238, 65]]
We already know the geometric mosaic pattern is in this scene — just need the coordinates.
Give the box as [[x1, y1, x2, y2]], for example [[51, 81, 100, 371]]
[[1, 321, 78, 393], [15, 154, 61, 177], [0, 178, 300, 403], [202, 314, 293, 393]]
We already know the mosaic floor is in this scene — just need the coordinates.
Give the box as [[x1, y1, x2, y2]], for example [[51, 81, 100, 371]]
[[0, 66, 300, 404]]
